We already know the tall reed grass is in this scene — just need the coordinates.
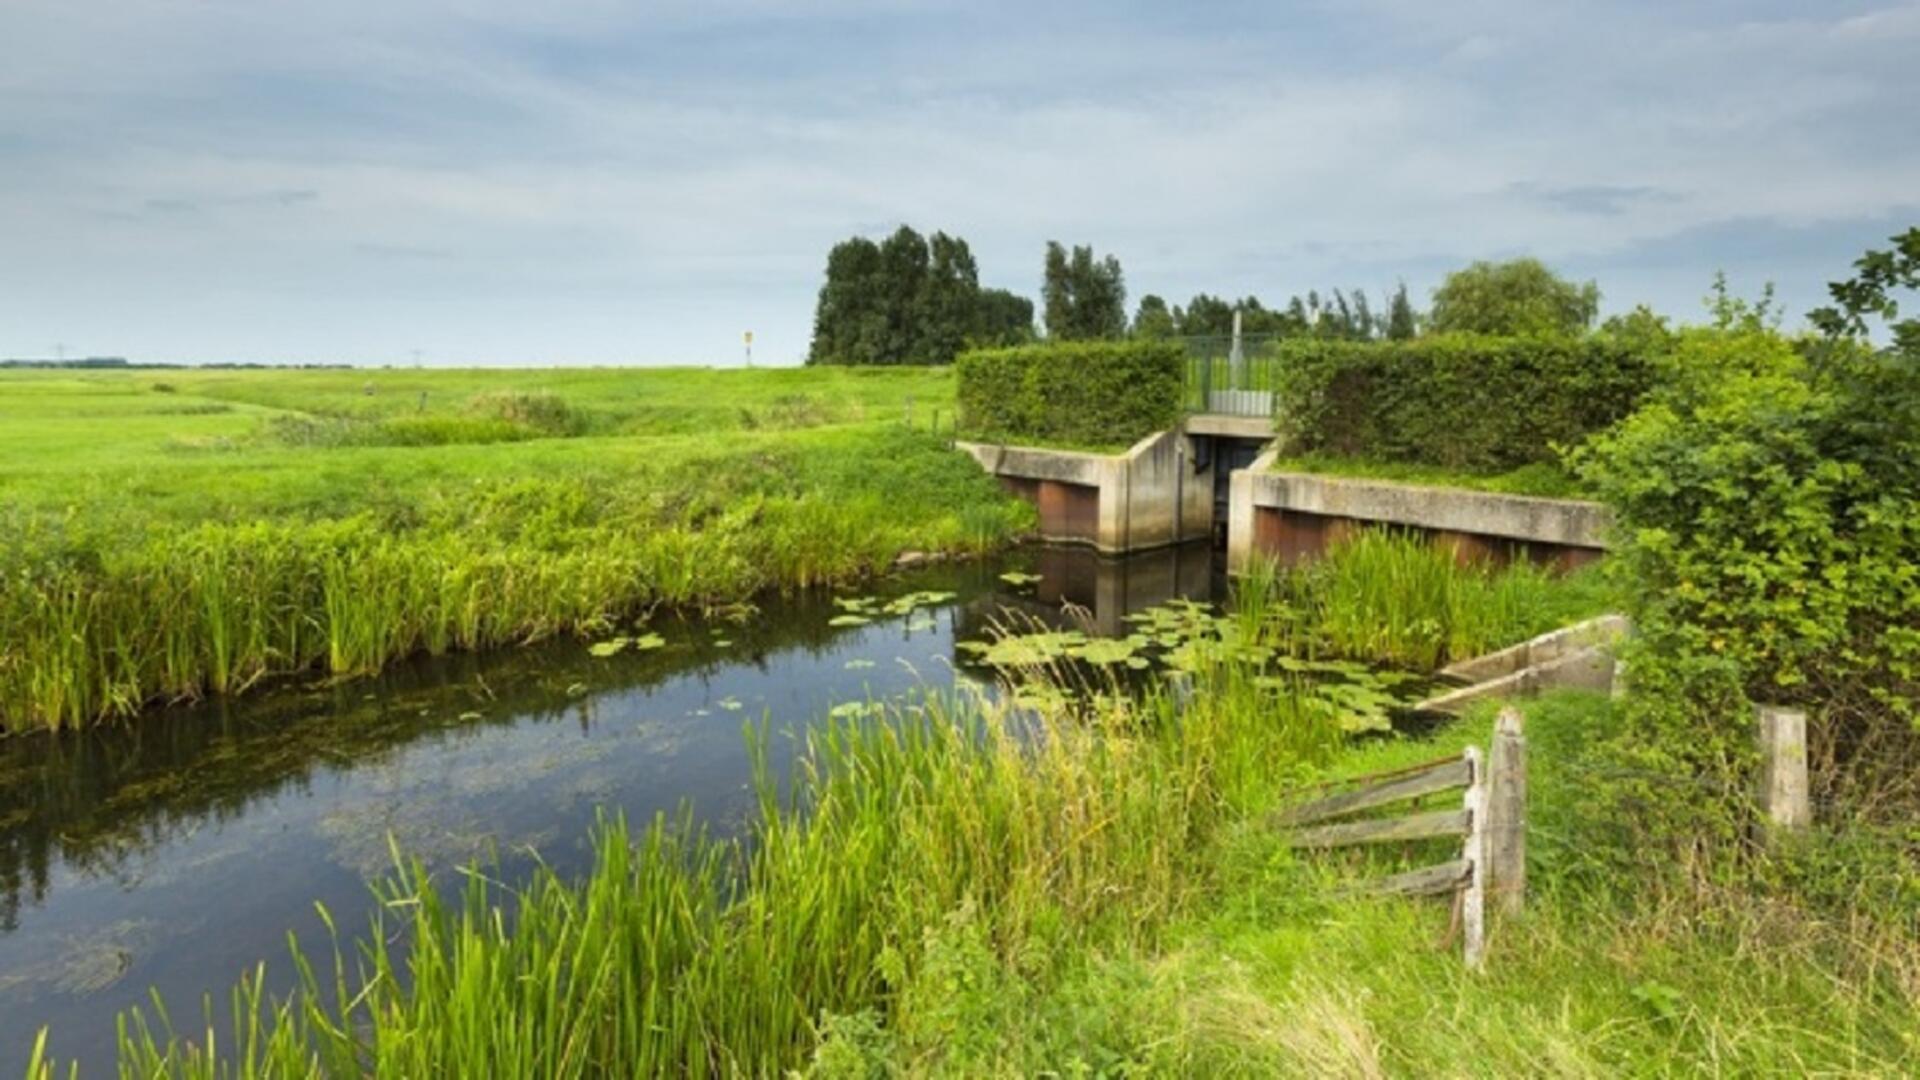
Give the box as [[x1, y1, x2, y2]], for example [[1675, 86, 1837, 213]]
[[0, 431, 1029, 733], [1234, 529, 1610, 670], [96, 657, 1342, 1076]]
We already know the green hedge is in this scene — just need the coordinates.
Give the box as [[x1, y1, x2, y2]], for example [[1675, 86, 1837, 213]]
[[956, 340, 1183, 448], [1272, 334, 1656, 472]]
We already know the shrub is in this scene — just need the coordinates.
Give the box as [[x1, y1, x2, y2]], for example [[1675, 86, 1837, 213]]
[[956, 339, 1182, 449], [466, 390, 589, 436], [1272, 334, 1656, 472], [1571, 329, 1920, 821]]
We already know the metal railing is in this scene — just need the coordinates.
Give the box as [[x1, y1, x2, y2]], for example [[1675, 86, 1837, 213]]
[[1179, 334, 1285, 417]]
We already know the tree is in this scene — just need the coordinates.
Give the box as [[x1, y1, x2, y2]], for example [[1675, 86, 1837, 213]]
[[1597, 304, 1675, 359], [973, 288, 1035, 346], [1386, 281, 1417, 340], [1179, 293, 1235, 336], [808, 236, 888, 365], [1428, 257, 1600, 336], [1809, 226, 1920, 357], [809, 225, 1031, 363], [1132, 294, 1177, 338], [1042, 241, 1127, 340], [916, 231, 981, 363]]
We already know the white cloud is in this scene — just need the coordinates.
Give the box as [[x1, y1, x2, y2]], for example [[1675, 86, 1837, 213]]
[[0, 0, 1915, 362]]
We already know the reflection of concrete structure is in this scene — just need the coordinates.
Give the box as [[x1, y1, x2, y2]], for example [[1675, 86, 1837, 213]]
[[962, 542, 1218, 639], [1228, 450, 1610, 573], [958, 430, 1215, 553]]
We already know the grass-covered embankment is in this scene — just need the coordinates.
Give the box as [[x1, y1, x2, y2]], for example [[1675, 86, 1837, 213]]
[[0, 368, 1028, 731], [66, 542, 1915, 1075]]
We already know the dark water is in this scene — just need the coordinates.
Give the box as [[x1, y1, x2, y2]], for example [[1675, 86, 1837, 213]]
[[0, 543, 1220, 1067]]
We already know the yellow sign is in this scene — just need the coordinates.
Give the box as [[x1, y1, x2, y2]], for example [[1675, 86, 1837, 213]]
[[743, 331, 753, 345]]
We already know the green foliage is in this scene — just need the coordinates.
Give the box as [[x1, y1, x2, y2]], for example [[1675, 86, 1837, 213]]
[[971, 287, 1035, 347], [1041, 241, 1127, 340], [1131, 293, 1177, 338], [1597, 303, 1677, 360], [0, 367, 1032, 730], [1273, 334, 1656, 472], [1266, 454, 1584, 499], [808, 226, 1030, 365], [1571, 327, 1920, 814], [1166, 289, 1386, 341], [1385, 281, 1417, 340], [1428, 257, 1600, 336], [1809, 226, 1920, 356], [955, 339, 1182, 448]]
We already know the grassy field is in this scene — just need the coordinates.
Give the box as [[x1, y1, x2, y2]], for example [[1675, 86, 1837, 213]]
[[0, 366, 1026, 731], [70, 547, 1914, 1076]]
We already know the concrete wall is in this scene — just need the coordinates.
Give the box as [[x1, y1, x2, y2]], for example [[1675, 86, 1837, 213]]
[[1229, 450, 1612, 573], [958, 431, 1215, 553]]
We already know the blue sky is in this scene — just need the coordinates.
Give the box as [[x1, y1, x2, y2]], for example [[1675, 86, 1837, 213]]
[[2, 1, 1916, 366]]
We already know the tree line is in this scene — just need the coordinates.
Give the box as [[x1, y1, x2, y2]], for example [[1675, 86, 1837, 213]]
[[809, 226, 1604, 364]]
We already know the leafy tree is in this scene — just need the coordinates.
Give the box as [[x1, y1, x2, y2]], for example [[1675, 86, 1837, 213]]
[[1809, 226, 1920, 357], [1704, 271, 1780, 333], [973, 288, 1035, 346], [916, 231, 981, 363], [1042, 242, 1127, 340], [808, 236, 888, 365], [1178, 293, 1235, 336], [1597, 303, 1676, 359], [1386, 281, 1417, 340], [875, 226, 931, 363], [1131, 294, 1177, 338], [810, 226, 1030, 363], [1428, 257, 1600, 336]]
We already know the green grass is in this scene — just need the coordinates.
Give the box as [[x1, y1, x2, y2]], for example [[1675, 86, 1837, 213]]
[[1267, 453, 1588, 499], [1238, 529, 1613, 669], [0, 367, 1023, 731], [71, 615, 1915, 1076]]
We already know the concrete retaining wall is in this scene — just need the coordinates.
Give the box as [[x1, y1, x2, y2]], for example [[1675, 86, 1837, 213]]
[[1228, 450, 1611, 573], [958, 430, 1214, 553]]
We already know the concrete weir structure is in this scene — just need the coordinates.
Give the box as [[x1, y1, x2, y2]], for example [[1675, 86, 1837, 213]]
[[1227, 449, 1611, 572], [959, 429, 1612, 570], [957, 430, 1215, 553]]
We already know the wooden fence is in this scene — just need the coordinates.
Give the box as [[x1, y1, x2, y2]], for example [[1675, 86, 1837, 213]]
[[1273, 706, 1527, 970]]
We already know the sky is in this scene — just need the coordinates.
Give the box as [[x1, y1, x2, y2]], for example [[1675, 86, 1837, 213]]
[[2, 1, 1916, 367]]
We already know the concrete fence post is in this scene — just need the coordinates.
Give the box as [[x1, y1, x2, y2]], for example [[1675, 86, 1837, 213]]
[[1754, 705, 1811, 831]]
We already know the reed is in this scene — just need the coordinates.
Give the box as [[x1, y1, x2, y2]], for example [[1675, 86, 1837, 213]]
[[1244, 529, 1611, 669], [0, 429, 1030, 733], [103, 653, 1337, 1075]]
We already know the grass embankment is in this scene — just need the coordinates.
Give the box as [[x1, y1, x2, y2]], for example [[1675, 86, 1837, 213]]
[[71, 542, 1910, 1077], [1265, 453, 1588, 500], [0, 367, 1026, 732]]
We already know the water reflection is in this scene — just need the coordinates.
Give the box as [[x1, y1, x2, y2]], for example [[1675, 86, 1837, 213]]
[[0, 543, 1218, 1066]]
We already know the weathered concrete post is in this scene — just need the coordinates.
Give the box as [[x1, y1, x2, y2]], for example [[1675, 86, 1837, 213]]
[[1755, 705, 1811, 832], [1487, 706, 1527, 916]]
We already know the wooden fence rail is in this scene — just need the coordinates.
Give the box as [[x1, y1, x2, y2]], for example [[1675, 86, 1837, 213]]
[[1273, 706, 1529, 971]]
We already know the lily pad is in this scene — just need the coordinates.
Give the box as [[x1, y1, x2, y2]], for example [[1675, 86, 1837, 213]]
[[998, 571, 1042, 586], [588, 638, 630, 657], [828, 614, 872, 628]]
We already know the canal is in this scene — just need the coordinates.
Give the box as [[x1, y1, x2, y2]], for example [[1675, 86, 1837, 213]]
[[0, 543, 1220, 1067]]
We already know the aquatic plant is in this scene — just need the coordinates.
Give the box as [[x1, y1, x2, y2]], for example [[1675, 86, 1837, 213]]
[[0, 427, 1030, 733]]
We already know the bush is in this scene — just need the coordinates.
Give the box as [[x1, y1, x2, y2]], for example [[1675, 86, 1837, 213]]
[[1272, 334, 1656, 472], [956, 339, 1182, 448], [1571, 329, 1920, 819]]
